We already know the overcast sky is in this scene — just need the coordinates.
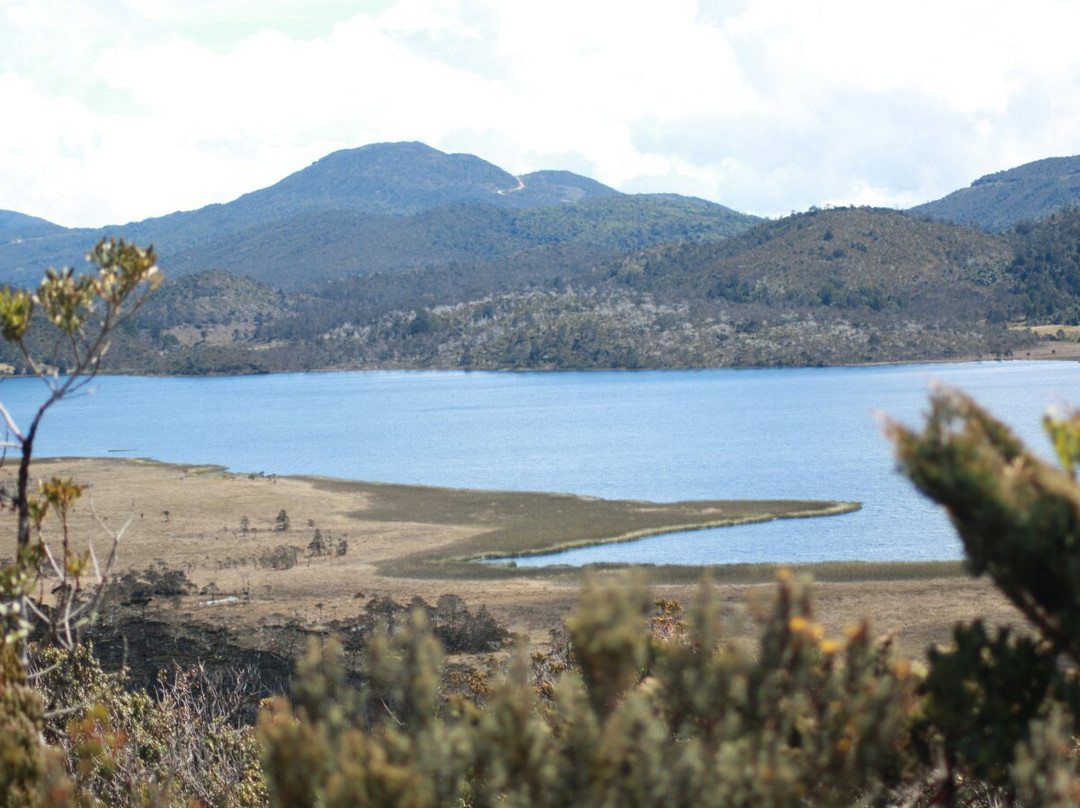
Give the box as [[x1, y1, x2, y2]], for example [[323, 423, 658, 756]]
[[3, 0, 1080, 228]]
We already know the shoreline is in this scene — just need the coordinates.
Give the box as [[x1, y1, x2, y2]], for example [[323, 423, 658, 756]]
[[9, 457, 1003, 656], [469, 502, 862, 564], [23, 457, 891, 576], [3, 349, 1069, 381]]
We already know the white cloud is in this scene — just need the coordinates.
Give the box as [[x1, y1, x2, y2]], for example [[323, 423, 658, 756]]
[[3, 0, 1080, 225]]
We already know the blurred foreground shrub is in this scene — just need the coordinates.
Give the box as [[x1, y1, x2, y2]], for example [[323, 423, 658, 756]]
[[259, 573, 917, 808]]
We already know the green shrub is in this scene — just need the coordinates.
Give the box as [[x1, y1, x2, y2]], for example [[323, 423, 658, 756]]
[[259, 573, 917, 807], [0, 644, 52, 808], [888, 389, 1080, 803]]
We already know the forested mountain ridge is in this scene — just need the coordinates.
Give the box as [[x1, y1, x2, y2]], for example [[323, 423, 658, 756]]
[[9, 145, 1080, 372], [1001, 206, 1080, 323], [33, 205, 1056, 375], [0, 142, 757, 288], [159, 193, 759, 290], [910, 154, 1080, 231], [0, 209, 65, 238], [595, 206, 1012, 314]]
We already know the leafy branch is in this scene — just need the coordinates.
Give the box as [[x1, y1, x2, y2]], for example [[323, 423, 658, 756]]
[[0, 238, 160, 662]]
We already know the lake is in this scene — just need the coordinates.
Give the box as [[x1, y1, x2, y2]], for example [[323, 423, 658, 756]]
[[2, 360, 1078, 566]]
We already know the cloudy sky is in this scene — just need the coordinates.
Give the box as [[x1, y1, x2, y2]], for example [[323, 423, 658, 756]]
[[3, 0, 1080, 228]]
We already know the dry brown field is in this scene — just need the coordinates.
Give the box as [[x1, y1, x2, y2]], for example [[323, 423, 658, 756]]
[[5, 457, 1024, 659]]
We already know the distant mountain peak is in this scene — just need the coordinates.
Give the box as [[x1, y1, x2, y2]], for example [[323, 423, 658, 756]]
[[0, 209, 64, 240], [971, 155, 1080, 187], [517, 170, 619, 204], [910, 154, 1080, 231], [354, 140, 437, 154], [239, 141, 522, 216], [0, 141, 751, 287]]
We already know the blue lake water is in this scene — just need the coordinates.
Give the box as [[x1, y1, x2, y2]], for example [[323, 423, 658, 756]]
[[2, 361, 1078, 566]]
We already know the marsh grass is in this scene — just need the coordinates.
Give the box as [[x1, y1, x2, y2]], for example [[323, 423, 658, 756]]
[[637, 560, 966, 586], [319, 477, 858, 577], [387, 559, 968, 586]]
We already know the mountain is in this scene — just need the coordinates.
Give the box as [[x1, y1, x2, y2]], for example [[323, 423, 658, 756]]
[[201, 141, 523, 220], [261, 207, 1028, 370], [595, 206, 1013, 315], [12, 146, 1080, 373], [909, 155, 1080, 231], [160, 193, 758, 289], [513, 170, 621, 205], [0, 142, 756, 288], [177, 142, 622, 221], [999, 207, 1080, 324], [0, 210, 65, 239]]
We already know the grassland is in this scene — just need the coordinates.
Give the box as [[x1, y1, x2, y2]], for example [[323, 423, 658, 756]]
[[4, 457, 1022, 657], [1010, 324, 1080, 360]]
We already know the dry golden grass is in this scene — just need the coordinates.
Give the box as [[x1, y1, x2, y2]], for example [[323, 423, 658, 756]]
[[1007, 327, 1080, 360], [1023, 324, 1080, 340], [2, 457, 1025, 656]]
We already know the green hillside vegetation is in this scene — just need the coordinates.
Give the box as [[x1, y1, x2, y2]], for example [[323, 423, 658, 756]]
[[159, 195, 755, 290], [910, 154, 1080, 232], [0, 144, 756, 291], [0, 210, 64, 239], [163, 206, 531, 289], [20, 206, 1030, 375], [598, 206, 1012, 314], [231, 207, 1037, 368], [512, 193, 758, 248], [248, 286, 1014, 371], [1001, 207, 1080, 324]]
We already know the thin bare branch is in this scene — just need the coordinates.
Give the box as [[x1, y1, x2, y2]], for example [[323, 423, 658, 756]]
[[0, 398, 24, 442]]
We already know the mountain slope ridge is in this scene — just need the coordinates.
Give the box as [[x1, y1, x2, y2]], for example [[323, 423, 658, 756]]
[[0, 141, 755, 288], [910, 154, 1080, 231]]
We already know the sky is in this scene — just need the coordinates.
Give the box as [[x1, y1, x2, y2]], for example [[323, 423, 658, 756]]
[[3, 0, 1080, 228]]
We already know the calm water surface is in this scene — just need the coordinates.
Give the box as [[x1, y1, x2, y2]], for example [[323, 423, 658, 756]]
[[3, 361, 1078, 565]]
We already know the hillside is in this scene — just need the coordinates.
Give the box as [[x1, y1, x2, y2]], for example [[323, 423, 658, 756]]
[[357, 208, 1024, 369], [159, 194, 757, 289], [0, 209, 65, 239], [910, 155, 1080, 231], [597, 206, 1013, 315], [47, 206, 1038, 375], [0, 142, 756, 288], [516, 169, 621, 204], [10, 146, 1080, 373], [999, 207, 1080, 323]]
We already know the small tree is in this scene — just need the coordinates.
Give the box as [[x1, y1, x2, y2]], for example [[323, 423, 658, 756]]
[[307, 528, 326, 557], [274, 510, 290, 533], [0, 239, 160, 661]]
